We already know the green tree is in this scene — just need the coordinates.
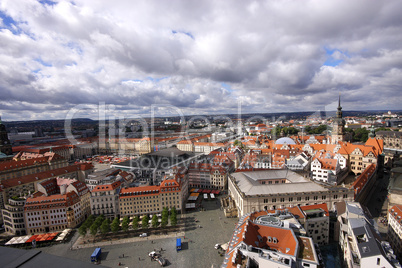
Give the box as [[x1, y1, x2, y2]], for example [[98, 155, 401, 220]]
[[142, 215, 149, 229], [170, 213, 177, 227], [121, 216, 129, 232], [90, 223, 98, 236], [151, 214, 159, 228], [161, 207, 169, 228], [353, 128, 369, 142], [132, 216, 139, 230], [111, 217, 120, 233], [171, 206, 177, 216], [100, 218, 110, 235], [78, 225, 87, 236]]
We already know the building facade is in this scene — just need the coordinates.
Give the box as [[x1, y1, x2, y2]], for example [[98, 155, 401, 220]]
[[388, 205, 402, 263], [24, 191, 83, 234], [228, 170, 354, 217], [90, 181, 121, 219], [2, 197, 26, 235]]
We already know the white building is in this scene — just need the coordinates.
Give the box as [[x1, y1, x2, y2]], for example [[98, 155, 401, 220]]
[[337, 201, 399, 268], [388, 205, 402, 264], [311, 151, 346, 184], [90, 181, 122, 219]]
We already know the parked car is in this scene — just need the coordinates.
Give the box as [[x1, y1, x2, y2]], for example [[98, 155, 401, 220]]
[[214, 244, 221, 250], [140, 233, 148, 237], [157, 257, 166, 266]]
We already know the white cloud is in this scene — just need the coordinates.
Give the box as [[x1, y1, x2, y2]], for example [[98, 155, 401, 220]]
[[0, 0, 401, 120]]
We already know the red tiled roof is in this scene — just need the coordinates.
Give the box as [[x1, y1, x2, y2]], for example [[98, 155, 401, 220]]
[[0, 163, 93, 189], [92, 181, 121, 192], [351, 164, 376, 196], [0, 157, 50, 172]]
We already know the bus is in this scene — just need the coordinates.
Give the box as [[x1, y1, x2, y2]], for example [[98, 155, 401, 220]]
[[176, 238, 182, 252], [91, 247, 101, 262]]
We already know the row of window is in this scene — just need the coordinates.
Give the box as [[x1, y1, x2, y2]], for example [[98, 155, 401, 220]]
[[263, 194, 346, 203]]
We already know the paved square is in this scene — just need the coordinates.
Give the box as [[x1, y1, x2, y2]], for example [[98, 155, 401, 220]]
[[40, 196, 238, 268]]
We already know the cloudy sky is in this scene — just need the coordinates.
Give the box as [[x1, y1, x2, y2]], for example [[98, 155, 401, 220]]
[[0, 0, 401, 121]]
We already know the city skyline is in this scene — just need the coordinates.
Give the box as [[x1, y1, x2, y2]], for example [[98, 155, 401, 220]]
[[1, 0, 402, 121]]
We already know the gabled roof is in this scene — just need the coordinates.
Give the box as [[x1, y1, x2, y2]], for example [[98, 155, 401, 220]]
[[0, 163, 93, 189], [92, 181, 121, 192]]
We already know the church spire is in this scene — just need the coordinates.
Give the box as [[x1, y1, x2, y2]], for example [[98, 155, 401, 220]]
[[337, 93, 342, 119]]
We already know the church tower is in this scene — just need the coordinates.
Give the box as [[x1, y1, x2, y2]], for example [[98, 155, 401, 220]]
[[331, 95, 345, 144], [0, 116, 12, 155]]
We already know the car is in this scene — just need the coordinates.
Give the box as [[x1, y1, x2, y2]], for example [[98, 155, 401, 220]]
[[157, 257, 166, 266], [140, 233, 148, 237], [214, 243, 221, 250]]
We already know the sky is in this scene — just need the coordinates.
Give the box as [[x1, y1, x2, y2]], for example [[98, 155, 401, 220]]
[[0, 0, 401, 121]]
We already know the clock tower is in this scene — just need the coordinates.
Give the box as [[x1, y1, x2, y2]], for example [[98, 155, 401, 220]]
[[331, 95, 345, 144], [0, 116, 12, 155]]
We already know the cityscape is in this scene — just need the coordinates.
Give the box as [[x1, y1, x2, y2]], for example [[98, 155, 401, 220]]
[[0, 1, 402, 268]]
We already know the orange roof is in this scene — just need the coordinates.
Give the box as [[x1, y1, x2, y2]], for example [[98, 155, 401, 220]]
[[0, 157, 50, 172], [119, 185, 160, 199], [351, 164, 376, 196], [0, 163, 93, 189], [25, 191, 80, 208]]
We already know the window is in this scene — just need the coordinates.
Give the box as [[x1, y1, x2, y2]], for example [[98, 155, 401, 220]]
[[280, 198, 285, 202], [305, 197, 309, 201], [272, 198, 276, 203], [313, 196, 318, 200]]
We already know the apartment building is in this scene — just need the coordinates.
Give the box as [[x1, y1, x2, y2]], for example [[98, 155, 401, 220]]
[[2, 197, 26, 235], [222, 210, 321, 268], [90, 181, 122, 219], [311, 151, 346, 184], [0, 163, 93, 209], [336, 201, 398, 268], [24, 191, 83, 234], [119, 178, 183, 216], [188, 161, 231, 190], [377, 131, 402, 150], [388, 205, 402, 263]]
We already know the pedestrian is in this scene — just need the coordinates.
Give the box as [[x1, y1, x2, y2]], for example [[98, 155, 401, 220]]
[[123, 254, 124, 258], [139, 257, 141, 261]]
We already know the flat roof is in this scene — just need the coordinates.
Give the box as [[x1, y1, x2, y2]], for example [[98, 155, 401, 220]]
[[231, 170, 328, 195]]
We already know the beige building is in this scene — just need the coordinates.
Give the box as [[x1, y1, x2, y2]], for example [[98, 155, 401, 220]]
[[388, 205, 402, 263], [119, 178, 185, 216], [90, 181, 122, 219], [24, 190, 83, 234], [377, 131, 402, 150], [0, 163, 93, 210], [228, 170, 354, 217], [2, 197, 26, 235]]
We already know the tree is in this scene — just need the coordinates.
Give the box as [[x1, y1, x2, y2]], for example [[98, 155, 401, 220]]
[[151, 214, 159, 228], [100, 218, 110, 235], [142, 215, 149, 229], [90, 223, 98, 236], [170, 213, 177, 227], [171, 206, 177, 216], [353, 128, 369, 142], [78, 225, 87, 236], [121, 216, 129, 232], [132, 216, 139, 230], [161, 207, 169, 228], [111, 217, 120, 233]]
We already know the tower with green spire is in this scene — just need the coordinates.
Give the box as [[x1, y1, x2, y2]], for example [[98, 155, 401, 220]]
[[331, 94, 345, 144], [0, 116, 12, 155]]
